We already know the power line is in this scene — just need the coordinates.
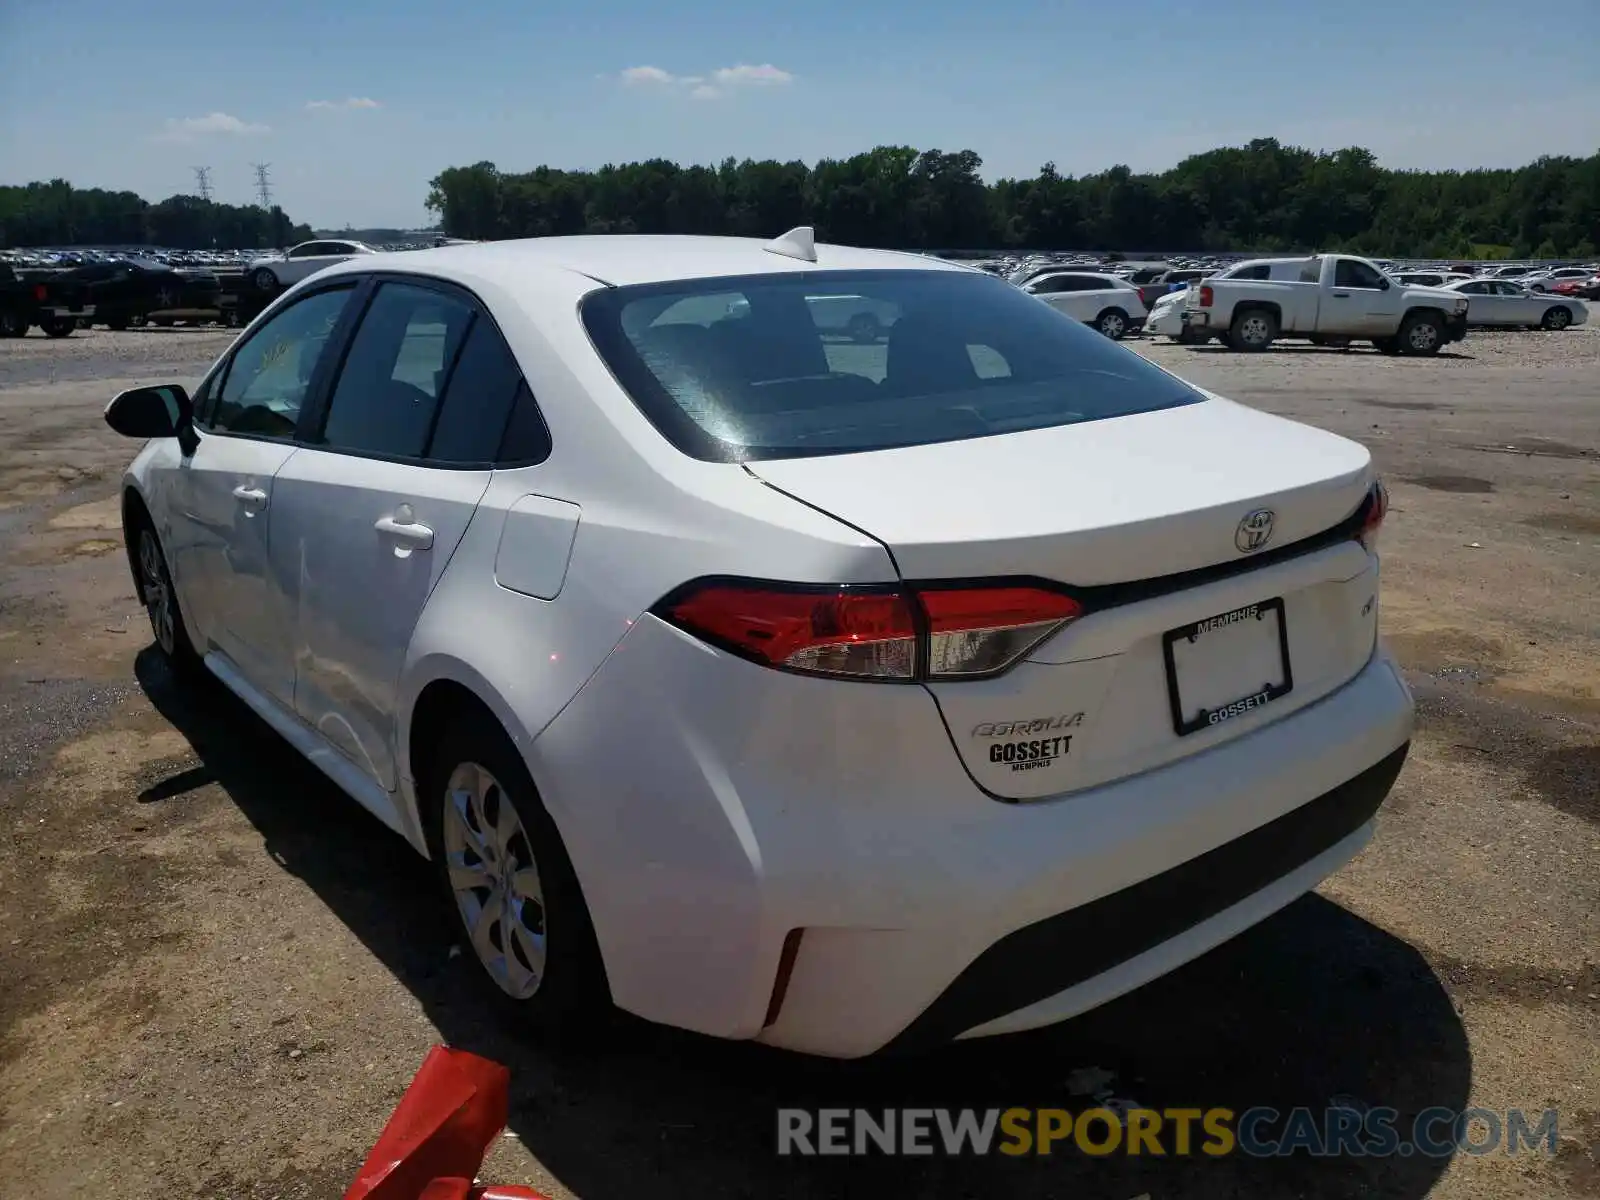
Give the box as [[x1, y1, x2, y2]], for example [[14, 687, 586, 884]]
[[251, 163, 273, 209], [192, 166, 213, 202]]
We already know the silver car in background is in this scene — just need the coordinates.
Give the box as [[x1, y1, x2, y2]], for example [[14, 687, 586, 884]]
[[1443, 279, 1588, 331]]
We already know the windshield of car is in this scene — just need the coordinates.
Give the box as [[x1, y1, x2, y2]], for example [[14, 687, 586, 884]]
[[581, 269, 1203, 462]]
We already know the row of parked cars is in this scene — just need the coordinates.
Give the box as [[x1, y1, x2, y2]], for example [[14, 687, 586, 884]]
[[0, 238, 483, 336], [999, 253, 1593, 354], [1407, 262, 1600, 298], [1, 236, 462, 274]]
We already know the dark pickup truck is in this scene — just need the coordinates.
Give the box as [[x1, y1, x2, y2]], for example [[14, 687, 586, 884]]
[[1135, 268, 1217, 309], [33, 258, 222, 336], [0, 264, 42, 336]]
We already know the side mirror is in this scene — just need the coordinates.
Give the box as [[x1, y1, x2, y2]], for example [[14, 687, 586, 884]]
[[1378, 277, 1391, 291], [105, 384, 193, 447]]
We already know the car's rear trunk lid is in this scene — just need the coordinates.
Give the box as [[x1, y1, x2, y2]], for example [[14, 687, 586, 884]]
[[747, 397, 1371, 584], [748, 396, 1382, 799]]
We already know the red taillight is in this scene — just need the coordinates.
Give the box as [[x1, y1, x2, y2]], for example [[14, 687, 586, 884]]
[[34, 284, 48, 302], [918, 586, 1082, 678], [1358, 479, 1388, 551], [1198, 285, 1214, 308], [663, 583, 917, 679], [659, 582, 1082, 681]]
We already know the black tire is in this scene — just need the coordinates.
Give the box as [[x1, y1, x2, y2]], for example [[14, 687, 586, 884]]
[[39, 316, 74, 338], [129, 514, 202, 677], [1541, 306, 1573, 331], [1094, 307, 1130, 339], [251, 267, 279, 292], [845, 313, 881, 344], [1397, 312, 1444, 356], [423, 714, 609, 1029], [1228, 307, 1278, 351], [0, 308, 26, 337]]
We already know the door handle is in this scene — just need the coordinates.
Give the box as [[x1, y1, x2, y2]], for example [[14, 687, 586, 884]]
[[232, 485, 268, 510], [374, 515, 435, 549], [1331, 291, 1351, 298]]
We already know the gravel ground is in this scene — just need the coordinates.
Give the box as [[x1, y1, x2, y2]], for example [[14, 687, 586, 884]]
[[0, 321, 1596, 1199]]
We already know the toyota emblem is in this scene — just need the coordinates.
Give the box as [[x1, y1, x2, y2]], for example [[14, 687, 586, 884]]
[[1235, 509, 1275, 553]]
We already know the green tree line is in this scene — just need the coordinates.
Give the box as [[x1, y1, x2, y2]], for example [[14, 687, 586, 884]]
[[427, 138, 1600, 258], [0, 179, 313, 249]]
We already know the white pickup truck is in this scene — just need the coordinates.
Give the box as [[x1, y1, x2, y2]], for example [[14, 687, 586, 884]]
[[1184, 253, 1469, 355]]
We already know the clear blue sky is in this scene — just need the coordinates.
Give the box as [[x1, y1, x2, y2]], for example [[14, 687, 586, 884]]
[[2, 1, 1596, 229]]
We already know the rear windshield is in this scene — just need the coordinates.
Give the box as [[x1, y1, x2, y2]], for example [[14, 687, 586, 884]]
[[580, 269, 1204, 462]]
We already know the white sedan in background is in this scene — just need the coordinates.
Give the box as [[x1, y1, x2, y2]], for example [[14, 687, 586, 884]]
[[247, 239, 378, 292], [1020, 270, 1148, 339], [106, 229, 1412, 1058], [1444, 278, 1589, 330]]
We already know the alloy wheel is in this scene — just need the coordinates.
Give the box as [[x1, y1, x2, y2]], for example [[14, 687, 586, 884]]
[[138, 530, 175, 655], [1408, 322, 1439, 352], [443, 761, 547, 999]]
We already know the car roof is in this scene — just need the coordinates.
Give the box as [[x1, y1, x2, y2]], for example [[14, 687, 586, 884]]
[[327, 234, 972, 289], [1032, 270, 1126, 283]]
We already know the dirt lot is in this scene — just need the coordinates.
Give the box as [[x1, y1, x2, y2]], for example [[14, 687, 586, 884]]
[[0, 321, 1596, 1200]]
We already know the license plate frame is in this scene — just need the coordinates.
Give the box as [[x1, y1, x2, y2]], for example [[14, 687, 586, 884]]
[[1162, 597, 1293, 737]]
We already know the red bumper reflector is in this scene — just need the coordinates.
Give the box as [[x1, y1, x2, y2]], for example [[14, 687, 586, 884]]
[[764, 929, 805, 1027]]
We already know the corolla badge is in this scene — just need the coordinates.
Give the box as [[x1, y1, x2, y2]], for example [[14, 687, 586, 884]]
[[1235, 508, 1276, 553]]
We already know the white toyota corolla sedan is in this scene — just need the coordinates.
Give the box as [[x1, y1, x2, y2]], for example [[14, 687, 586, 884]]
[[107, 229, 1414, 1058]]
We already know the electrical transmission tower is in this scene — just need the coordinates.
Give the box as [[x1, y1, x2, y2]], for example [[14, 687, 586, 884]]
[[192, 166, 213, 202], [251, 163, 273, 209]]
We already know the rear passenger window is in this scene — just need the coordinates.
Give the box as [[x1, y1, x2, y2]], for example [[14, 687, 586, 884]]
[[317, 282, 473, 458], [429, 316, 547, 464]]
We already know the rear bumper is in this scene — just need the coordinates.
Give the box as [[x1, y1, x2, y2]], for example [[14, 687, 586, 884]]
[[883, 741, 1407, 1051], [1148, 307, 1185, 337], [533, 618, 1415, 1058]]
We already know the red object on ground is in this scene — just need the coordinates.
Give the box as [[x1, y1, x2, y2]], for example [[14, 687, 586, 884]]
[[343, 1045, 550, 1200]]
